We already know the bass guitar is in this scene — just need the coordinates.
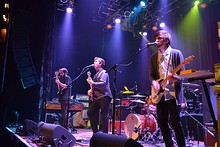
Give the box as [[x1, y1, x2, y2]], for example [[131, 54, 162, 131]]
[[151, 55, 195, 104]]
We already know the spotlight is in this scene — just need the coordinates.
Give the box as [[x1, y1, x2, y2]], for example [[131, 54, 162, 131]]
[[60, 0, 69, 3], [152, 26, 158, 31], [142, 32, 147, 36], [200, 3, 207, 8], [159, 22, 165, 28], [194, 0, 200, 6], [107, 24, 112, 29], [66, 7, 73, 13], [115, 18, 121, 24], [140, 1, 146, 7]]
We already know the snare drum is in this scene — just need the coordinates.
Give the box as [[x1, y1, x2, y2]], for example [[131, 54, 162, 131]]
[[124, 113, 158, 140]]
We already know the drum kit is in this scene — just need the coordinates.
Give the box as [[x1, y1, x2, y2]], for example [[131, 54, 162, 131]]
[[113, 90, 162, 144], [109, 82, 203, 145]]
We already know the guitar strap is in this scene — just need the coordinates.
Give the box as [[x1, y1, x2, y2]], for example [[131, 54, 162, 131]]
[[165, 50, 172, 78]]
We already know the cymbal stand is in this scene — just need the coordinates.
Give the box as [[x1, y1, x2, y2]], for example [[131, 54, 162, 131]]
[[184, 110, 216, 146], [182, 110, 194, 147]]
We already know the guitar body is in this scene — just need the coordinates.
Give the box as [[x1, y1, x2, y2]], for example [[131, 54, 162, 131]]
[[151, 79, 169, 104], [150, 55, 195, 104], [87, 71, 94, 101]]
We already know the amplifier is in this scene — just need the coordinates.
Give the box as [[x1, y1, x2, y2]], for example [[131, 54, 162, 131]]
[[204, 123, 216, 147], [214, 63, 220, 84]]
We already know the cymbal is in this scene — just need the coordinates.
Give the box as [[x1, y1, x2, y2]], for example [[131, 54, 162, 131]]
[[183, 82, 200, 87], [121, 91, 134, 94], [130, 99, 145, 104], [129, 94, 146, 98]]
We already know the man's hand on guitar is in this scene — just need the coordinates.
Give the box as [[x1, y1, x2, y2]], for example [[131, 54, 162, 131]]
[[168, 73, 181, 84], [55, 79, 61, 86], [152, 80, 161, 92], [55, 79, 67, 89], [87, 89, 93, 96], [87, 78, 93, 85]]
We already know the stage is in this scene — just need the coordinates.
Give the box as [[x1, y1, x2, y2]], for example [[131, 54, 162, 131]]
[[3, 126, 206, 147]]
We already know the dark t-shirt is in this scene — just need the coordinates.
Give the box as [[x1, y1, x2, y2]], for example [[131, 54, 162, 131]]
[[59, 75, 72, 101]]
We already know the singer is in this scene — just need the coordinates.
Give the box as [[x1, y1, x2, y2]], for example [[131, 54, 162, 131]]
[[86, 57, 112, 134], [149, 30, 186, 147], [55, 68, 72, 130]]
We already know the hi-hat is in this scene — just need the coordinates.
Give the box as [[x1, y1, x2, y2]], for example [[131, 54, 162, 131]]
[[121, 91, 134, 94], [129, 94, 145, 98], [130, 99, 145, 104]]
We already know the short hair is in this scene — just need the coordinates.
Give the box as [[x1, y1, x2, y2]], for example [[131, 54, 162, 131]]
[[154, 30, 171, 46], [94, 57, 105, 66], [59, 68, 68, 75]]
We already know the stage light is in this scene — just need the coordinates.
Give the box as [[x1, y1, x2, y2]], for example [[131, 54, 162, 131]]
[[142, 32, 147, 36], [200, 3, 207, 8], [159, 22, 165, 28], [140, 1, 146, 7], [66, 7, 73, 13], [107, 24, 112, 29], [194, 0, 200, 6], [115, 18, 121, 24], [152, 26, 158, 31], [60, 0, 69, 3]]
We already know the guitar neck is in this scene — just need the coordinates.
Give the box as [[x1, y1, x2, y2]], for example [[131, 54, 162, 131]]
[[161, 62, 184, 86]]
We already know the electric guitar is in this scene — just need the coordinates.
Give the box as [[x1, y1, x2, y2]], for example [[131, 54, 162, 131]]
[[87, 71, 94, 101], [151, 55, 195, 104]]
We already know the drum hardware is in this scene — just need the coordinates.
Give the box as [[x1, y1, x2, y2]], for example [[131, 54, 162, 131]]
[[129, 94, 146, 98], [184, 88, 202, 114], [124, 113, 158, 140], [130, 99, 145, 104], [141, 128, 161, 143]]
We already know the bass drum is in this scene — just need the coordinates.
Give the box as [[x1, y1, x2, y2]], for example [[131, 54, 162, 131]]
[[184, 88, 201, 113], [124, 114, 158, 140]]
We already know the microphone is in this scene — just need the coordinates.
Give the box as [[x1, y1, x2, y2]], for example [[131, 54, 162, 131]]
[[85, 64, 94, 68], [147, 42, 158, 46]]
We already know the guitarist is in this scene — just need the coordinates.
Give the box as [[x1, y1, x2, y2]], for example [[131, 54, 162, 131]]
[[55, 68, 72, 130], [149, 30, 186, 147], [86, 57, 112, 134]]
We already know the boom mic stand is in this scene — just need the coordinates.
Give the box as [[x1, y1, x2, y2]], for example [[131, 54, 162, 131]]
[[106, 43, 154, 135]]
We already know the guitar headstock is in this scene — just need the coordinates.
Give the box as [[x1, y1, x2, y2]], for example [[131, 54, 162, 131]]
[[55, 71, 59, 77], [87, 71, 91, 77], [183, 55, 195, 65]]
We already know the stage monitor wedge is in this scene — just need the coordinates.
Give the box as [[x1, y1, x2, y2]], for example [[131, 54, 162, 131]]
[[39, 122, 76, 147], [90, 132, 143, 147]]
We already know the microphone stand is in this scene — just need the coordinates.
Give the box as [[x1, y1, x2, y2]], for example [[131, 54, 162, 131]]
[[106, 44, 152, 135]]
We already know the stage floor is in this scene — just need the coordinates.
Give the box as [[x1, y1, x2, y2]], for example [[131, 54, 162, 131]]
[[72, 128, 205, 147]]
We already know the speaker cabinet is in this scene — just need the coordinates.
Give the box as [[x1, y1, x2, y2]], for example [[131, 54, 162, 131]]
[[38, 122, 76, 147], [205, 123, 216, 147], [23, 119, 38, 136], [90, 132, 143, 147]]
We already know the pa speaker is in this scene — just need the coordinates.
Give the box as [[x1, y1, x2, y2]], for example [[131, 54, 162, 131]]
[[38, 122, 76, 147], [23, 119, 38, 136], [90, 132, 143, 147]]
